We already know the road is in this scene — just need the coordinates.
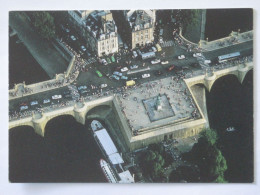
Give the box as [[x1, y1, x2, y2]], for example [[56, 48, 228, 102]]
[[9, 21, 253, 117]]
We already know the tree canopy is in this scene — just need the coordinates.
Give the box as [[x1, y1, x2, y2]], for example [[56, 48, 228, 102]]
[[32, 12, 56, 40], [182, 128, 227, 182]]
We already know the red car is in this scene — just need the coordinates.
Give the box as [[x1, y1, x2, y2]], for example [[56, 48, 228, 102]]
[[168, 65, 175, 71]]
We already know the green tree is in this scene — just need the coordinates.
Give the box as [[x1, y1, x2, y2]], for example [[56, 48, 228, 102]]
[[182, 128, 228, 182], [32, 12, 56, 40]]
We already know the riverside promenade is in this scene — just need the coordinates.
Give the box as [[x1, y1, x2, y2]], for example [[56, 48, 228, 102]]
[[9, 12, 68, 78]]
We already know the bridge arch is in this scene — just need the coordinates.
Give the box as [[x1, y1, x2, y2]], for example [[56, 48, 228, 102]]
[[85, 105, 112, 121]]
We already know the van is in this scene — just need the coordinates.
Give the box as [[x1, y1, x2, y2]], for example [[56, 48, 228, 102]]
[[156, 44, 162, 52], [126, 80, 136, 87]]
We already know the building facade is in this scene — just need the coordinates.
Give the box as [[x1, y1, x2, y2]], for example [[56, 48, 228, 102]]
[[124, 10, 156, 49], [69, 10, 119, 57]]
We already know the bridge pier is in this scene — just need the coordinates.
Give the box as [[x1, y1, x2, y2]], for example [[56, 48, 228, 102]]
[[204, 72, 216, 92], [238, 63, 251, 84]]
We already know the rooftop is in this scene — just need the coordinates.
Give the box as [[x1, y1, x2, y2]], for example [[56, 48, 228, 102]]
[[126, 10, 155, 31]]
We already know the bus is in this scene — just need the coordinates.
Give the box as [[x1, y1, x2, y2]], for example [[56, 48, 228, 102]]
[[218, 52, 240, 63]]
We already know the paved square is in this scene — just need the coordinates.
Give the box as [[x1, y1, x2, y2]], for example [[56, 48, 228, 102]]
[[142, 94, 175, 122]]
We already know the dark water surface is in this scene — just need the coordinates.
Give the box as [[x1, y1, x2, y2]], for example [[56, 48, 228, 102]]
[[205, 9, 253, 41], [9, 35, 50, 89], [9, 116, 106, 182], [206, 71, 253, 182]]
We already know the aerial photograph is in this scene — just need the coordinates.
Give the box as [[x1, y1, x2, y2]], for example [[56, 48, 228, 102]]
[[9, 9, 253, 183]]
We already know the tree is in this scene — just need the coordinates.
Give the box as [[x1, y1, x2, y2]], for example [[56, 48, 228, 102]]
[[32, 12, 56, 40], [182, 128, 228, 182]]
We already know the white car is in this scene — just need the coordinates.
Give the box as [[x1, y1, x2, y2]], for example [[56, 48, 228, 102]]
[[70, 35, 77, 41], [113, 71, 123, 76], [111, 75, 120, 80], [20, 105, 28, 111], [178, 55, 185, 60], [30, 101, 38, 106], [133, 51, 138, 58], [130, 65, 138, 69], [142, 73, 150, 78], [52, 95, 62, 100], [159, 37, 163, 44], [101, 84, 108, 88], [193, 53, 202, 57], [81, 46, 86, 51], [121, 67, 129, 72], [152, 47, 157, 52], [161, 61, 169, 65], [151, 59, 161, 64], [101, 59, 108, 65], [78, 85, 87, 90], [204, 60, 211, 64], [43, 99, 50, 104]]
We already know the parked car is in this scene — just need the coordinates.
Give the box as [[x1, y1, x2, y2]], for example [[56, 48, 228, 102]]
[[130, 65, 138, 69], [178, 55, 185, 59], [96, 70, 103, 77], [111, 75, 120, 80], [43, 99, 50, 104], [101, 84, 108, 88], [113, 71, 123, 76], [30, 101, 38, 106], [107, 58, 111, 64], [204, 60, 211, 64], [133, 51, 138, 58], [121, 76, 128, 80], [20, 105, 28, 111], [78, 85, 87, 90], [151, 59, 161, 64], [101, 59, 108, 65], [159, 37, 163, 44], [142, 73, 150, 78], [52, 95, 62, 100], [193, 53, 202, 57], [70, 35, 77, 41], [168, 65, 175, 71], [161, 60, 169, 65], [81, 46, 86, 51], [111, 56, 116, 63], [152, 47, 157, 52], [121, 67, 129, 72]]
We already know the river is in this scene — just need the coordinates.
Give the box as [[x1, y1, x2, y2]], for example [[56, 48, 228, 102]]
[[9, 116, 106, 182]]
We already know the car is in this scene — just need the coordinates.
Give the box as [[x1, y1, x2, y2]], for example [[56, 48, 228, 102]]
[[204, 60, 211, 64], [30, 101, 38, 106], [65, 28, 70, 33], [96, 70, 103, 77], [52, 95, 62, 100], [121, 76, 128, 80], [130, 65, 138, 69], [79, 89, 89, 94], [178, 55, 185, 60], [70, 35, 77, 41], [101, 84, 108, 88], [152, 47, 157, 52], [81, 46, 87, 51], [20, 102, 27, 106], [43, 99, 50, 104], [151, 59, 161, 64], [137, 49, 142, 55], [124, 44, 128, 50], [107, 58, 111, 64], [101, 59, 108, 65], [133, 51, 138, 58], [154, 70, 162, 75], [78, 85, 87, 90], [142, 73, 150, 78], [193, 53, 202, 57], [111, 75, 120, 80], [113, 71, 123, 76], [20, 105, 28, 111], [121, 67, 129, 72], [111, 56, 116, 63], [161, 60, 169, 65], [159, 37, 163, 44], [168, 65, 175, 71]]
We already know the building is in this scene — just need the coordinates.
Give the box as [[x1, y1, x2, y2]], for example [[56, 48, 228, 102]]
[[124, 10, 156, 49], [69, 10, 119, 57]]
